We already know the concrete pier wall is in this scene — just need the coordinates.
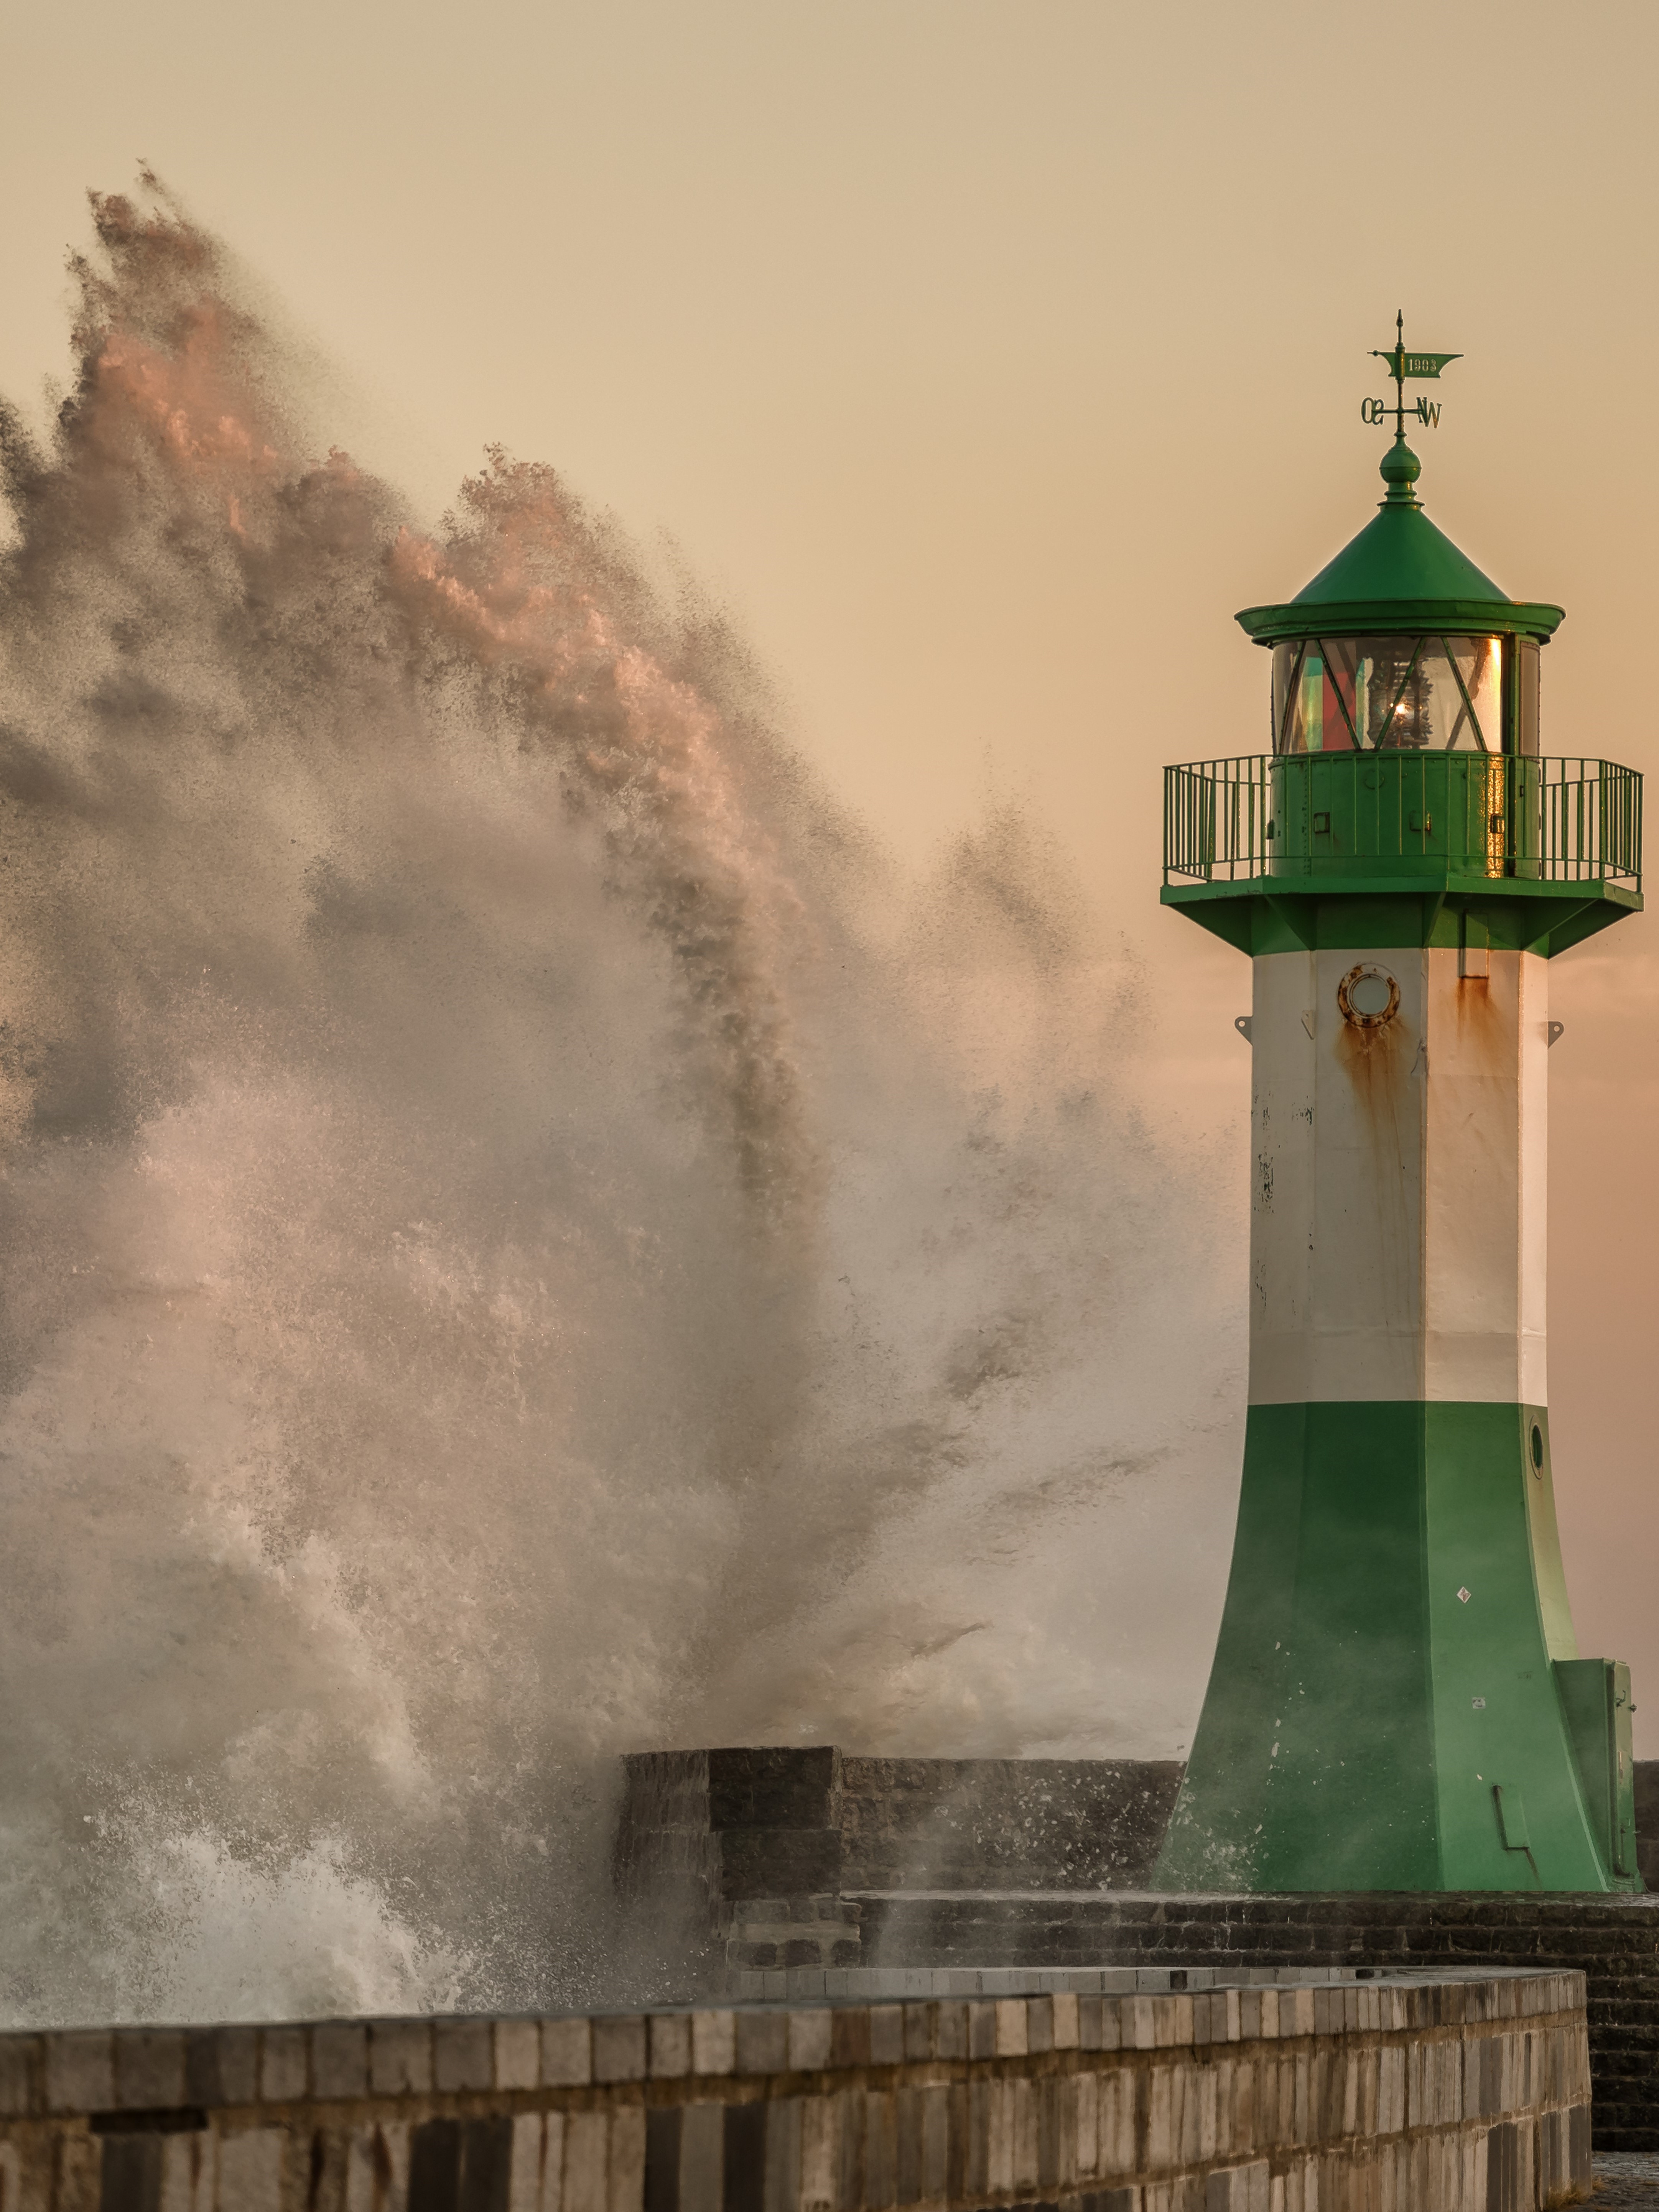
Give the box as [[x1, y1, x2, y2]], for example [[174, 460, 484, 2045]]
[[614, 1754, 1659, 1971], [616, 1752, 1185, 1919], [0, 1972, 1592, 2212], [613, 1750, 1659, 2151]]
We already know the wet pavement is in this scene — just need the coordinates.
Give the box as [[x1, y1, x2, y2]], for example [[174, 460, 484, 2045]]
[[1595, 2154, 1659, 2205]]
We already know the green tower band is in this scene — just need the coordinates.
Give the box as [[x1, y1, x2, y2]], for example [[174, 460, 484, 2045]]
[[1156, 383, 1644, 1894]]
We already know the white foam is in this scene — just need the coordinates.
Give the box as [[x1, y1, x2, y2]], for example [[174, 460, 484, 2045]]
[[0, 175, 1241, 2024]]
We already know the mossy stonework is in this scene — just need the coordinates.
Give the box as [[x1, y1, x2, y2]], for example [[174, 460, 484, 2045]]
[[1157, 424, 1643, 1896]]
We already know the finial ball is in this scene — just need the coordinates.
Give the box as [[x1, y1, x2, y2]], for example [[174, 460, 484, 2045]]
[[1380, 439, 1422, 488]]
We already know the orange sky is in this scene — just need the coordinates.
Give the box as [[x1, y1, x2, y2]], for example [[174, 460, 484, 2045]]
[[5, 0, 1659, 1749]]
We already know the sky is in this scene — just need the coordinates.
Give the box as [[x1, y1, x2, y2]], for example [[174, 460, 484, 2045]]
[[4, 0, 1659, 1749]]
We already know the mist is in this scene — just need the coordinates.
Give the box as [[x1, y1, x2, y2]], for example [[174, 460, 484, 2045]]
[[0, 178, 1240, 2027]]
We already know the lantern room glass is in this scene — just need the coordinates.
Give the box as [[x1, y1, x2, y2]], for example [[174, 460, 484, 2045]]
[[1271, 635, 1535, 755]]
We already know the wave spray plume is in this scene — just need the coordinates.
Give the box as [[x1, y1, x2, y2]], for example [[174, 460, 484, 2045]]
[[0, 176, 1236, 2025]]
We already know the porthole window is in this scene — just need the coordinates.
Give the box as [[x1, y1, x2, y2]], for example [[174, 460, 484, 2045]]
[[1531, 1424, 1544, 1474], [1337, 965, 1400, 1028]]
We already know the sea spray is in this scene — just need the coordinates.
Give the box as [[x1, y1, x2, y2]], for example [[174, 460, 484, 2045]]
[[0, 175, 1241, 2024]]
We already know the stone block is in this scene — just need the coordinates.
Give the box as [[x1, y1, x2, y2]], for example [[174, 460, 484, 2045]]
[[593, 2016, 648, 2085], [97, 2132, 161, 2212], [1144, 2064, 1181, 2171], [311, 2021, 367, 2101], [923, 2084, 951, 2202], [708, 1748, 841, 1831], [259, 2028, 306, 2105], [434, 2016, 493, 2094], [735, 2013, 788, 2077], [217, 2126, 285, 2212], [933, 2003, 968, 2062], [650, 2015, 693, 2080], [370, 2020, 433, 2096], [800, 2097, 838, 2212], [496, 2019, 541, 2092], [891, 2082, 921, 2207], [724, 2103, 767, 2212], [721, 1833, 842, 1900], [690, 2012, 736, 2079], [1011, 2076, 1040, 2196], [984, 2079, 1013, 2199], [184, 2027, 256, 2109], [762, 2096, 801, 2212], [0, 2039, 36, 2119], [680, 2103, 724, 2212], [611, 2106, 646, 2212], [512, 2112, 551, 2212], [112, 2029, 187, 2111], [1205, 2157, 1270, 2210], [542, 2017, 594, 2088], [787, 2011, 831, 2073], [163, 2130, 214, 2209], [993, 2002, 1027, 2059], [51, 2133, 99, 2212], [565, 2109, 610, 2212], [869, 2008, 904, 2068], [45, 2031, 113, 2114]]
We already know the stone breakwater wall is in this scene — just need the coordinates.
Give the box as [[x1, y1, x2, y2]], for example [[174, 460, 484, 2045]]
[[614, 1753, 1183, 1961], [615, 1755, 1659, 1941], [851, 1893, 1659, 2154], [612, 1749, 1659, 2151], [0, 1972, 1590, 2212]]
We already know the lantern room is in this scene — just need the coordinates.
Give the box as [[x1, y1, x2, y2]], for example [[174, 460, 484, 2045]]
[[1237, 434, 1563, 755], [1271, 632, 1524, 756], [1158, 424, 1640, 959]]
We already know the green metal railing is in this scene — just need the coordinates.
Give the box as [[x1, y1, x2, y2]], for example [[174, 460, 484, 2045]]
[[1163, 753, 1643, 890]]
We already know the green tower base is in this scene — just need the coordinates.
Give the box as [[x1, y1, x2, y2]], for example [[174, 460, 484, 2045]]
[[1154, 1402, 1640, 1893]]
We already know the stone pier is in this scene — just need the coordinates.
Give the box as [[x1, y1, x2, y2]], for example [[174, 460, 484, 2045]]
[[614, 1749, 1659, 2150], [0, 1970, 1592, 2211]]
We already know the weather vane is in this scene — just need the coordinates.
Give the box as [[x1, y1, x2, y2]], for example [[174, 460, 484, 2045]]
[[1360, 309, 1460, 437]]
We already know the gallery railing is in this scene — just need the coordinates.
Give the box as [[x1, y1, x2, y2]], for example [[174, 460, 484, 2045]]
[[1163, 753, 1642, 890]]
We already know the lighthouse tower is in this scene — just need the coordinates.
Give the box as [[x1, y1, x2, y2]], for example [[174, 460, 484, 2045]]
[[1155, 327, 1644, 1894]]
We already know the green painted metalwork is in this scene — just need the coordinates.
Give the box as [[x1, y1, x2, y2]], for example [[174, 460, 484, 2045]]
[[1236, 413, 1562, 646], [1160, 752, 1643, 956], [1234, 495, 1564, 642], [1555, 1661, 1640, 1883], [1159, 756, 1646, 956], [1154, 1403, 1641, 1894], [1163, 881, 1638, 959], [1164, 754, 1641, 887], [1372, 345, 1461, 382]]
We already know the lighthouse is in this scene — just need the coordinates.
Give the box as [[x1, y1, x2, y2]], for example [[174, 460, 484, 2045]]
[[1155, 325, 1644, 1894]]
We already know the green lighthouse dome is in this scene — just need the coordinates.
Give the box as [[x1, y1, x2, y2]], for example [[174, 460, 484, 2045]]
[[1235, 438, 1564, 650]]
